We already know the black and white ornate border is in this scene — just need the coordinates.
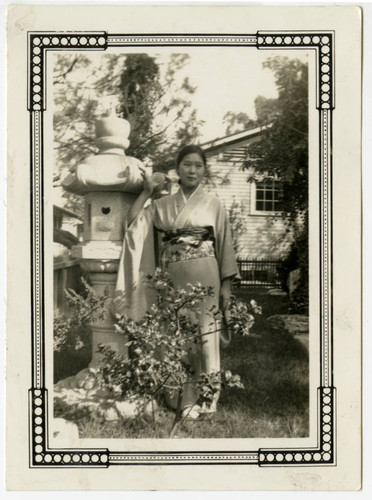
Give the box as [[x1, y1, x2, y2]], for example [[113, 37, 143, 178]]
[[28, 31, 335, 468]]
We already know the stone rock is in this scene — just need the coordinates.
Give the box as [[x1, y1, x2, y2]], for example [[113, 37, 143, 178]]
[[55, 368, 98, 391], [266, 314, 309, 335], [54, 384, 120, 421], [54, 369, 157, 423], [55, 368, 115, 419], [115, 399, 157, 419], [101, 407, 120, 422], [53, 418, 80, 444], [294, 333, 309, 350], [115, 400, 138, 419], [288, 269, 301, 296]]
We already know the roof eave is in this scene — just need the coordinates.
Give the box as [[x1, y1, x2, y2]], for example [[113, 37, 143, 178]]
[[202, 125, 270, 156]]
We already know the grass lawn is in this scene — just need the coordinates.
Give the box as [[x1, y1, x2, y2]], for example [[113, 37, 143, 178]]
[[57, 289, 309, 439]]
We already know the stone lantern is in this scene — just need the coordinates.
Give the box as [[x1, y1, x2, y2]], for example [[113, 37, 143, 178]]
[[62, 108, 155, 366]]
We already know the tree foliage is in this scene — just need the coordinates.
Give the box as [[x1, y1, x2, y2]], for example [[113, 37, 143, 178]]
[[223, 111, 256, 136], [250, 56, 308, 312], [118, 54, 202, 172], [244, 56, 308, 222], [222, 56, 308, 222]]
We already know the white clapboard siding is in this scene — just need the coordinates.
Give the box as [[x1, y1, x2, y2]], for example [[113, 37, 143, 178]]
[[205, 149, 292, 260]]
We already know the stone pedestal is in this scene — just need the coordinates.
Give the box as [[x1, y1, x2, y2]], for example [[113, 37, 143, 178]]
[[80, 261, 127, 366], [62, 109, 150, 365]]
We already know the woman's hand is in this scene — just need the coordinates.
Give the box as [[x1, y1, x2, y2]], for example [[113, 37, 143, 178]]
[[142, 170, 167, 196], [220, 278, 232, 311], [126, 170, 168, 228]]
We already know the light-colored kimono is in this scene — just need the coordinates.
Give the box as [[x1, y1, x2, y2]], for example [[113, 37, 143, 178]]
[[115, 185, 238, 409]]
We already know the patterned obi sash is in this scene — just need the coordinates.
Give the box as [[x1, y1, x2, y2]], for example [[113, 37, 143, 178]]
[[159, 226, 215, 267]]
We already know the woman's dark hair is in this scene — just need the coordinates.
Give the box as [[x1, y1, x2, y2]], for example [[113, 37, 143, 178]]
[[176, 145, 207, 168]]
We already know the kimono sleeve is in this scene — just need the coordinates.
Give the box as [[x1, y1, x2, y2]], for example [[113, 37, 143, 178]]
[[215, 201, 239, 281], [113, 202, 156, 319]]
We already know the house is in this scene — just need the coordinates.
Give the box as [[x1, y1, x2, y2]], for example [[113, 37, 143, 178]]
[[53, 205, 83, 246], [201, 127, 293, 288]]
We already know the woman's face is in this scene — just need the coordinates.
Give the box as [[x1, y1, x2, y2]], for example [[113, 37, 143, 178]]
[[177, 153, 205, 190]]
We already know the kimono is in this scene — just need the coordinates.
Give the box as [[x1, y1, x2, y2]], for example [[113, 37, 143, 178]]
[[114, 185, 238, 410]]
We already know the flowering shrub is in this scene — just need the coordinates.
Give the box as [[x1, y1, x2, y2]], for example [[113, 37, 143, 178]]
[[226, 296, 262, 336], [196, 370, 245, 408], [54, 278, 109, 353], [96, 268, 260, 435]]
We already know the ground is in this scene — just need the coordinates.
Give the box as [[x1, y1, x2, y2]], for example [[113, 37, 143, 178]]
[[55, 288, 309, 439]]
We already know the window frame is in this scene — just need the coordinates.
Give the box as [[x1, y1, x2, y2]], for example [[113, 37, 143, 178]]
[[250, 178, 283, 216]]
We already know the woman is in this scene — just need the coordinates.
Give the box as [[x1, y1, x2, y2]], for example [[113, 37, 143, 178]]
[[119, 145, 238, 418]]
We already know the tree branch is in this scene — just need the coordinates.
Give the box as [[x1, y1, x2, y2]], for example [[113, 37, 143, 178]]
[[53, 56, 81, 83]]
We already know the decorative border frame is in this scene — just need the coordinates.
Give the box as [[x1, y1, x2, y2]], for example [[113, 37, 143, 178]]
[[28, 31, 335, 468]]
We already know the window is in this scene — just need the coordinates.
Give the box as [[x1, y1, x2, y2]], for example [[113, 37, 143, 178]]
[[251, 179, 282, 214]]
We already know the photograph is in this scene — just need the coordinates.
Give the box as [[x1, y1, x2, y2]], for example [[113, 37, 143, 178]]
[[51, 47, 310, 440], [5, 4, 361, 491]]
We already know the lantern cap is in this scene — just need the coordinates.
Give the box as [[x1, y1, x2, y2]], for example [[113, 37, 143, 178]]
[[95, 107, 130, 152]]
